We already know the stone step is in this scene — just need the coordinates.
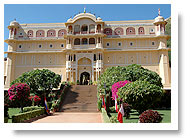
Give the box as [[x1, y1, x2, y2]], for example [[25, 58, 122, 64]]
[[60, 85, 98, 112]]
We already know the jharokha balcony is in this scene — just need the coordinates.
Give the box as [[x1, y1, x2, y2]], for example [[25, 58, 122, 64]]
[[69, 30, 103, 35]]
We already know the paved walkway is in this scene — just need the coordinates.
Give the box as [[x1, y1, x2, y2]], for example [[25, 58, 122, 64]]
[[33, 112, 103, 123]]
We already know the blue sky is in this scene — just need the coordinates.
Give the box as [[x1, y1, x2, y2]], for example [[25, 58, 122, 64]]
[[4, 4, 171, 57]]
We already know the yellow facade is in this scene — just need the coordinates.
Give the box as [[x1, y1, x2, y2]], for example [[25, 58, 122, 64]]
[[4, 12, 171, 89]]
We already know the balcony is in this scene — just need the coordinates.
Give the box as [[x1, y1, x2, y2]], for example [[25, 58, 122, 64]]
[[73, 44, 96, 49], [68, 30, 104, 36]]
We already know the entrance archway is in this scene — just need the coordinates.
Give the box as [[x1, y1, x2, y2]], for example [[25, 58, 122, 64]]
[[80, 72, 90, 85]]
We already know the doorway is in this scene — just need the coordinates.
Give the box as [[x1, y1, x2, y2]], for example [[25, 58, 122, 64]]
[[80, 72, 90, 85]]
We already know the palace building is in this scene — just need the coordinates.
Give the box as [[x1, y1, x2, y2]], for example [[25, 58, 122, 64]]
[[4, 9, 171, 90]]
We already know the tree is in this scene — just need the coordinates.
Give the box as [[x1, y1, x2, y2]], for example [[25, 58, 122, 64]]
[[98, 64, 163, 93], [118, 80, 163, 114], [11, 69, 61, 98], [8, 83, 30, 112]]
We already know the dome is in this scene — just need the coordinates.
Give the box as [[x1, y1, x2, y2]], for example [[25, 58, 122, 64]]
[[10, 20, 19, 26], [67, 18, 73, 22], [97, 16, 102, 21], [72, 12, 96, 22], [154, 15, 165, 23]]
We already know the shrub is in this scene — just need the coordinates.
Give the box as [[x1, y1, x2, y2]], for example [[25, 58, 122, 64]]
[[139, 110, 163, 123], [29, 95, 41, 106], [93, 81, 98, 85], [118, 80, 163, 114], [109, 105, 120, 113], [97, 99, 102, 111], [111, 80, 131, 100], [123, 103, 132, 119], [77, 80, 80, 85], [51, 102, 59, 111], [98, 64, 163, 94], [8, 83, 30, 112]]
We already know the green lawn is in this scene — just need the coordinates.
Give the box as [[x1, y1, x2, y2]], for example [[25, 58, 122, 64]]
[[7, 108, 21, 123], [110, 109, 171, 123]]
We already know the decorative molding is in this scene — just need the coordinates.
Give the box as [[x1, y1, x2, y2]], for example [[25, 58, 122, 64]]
[[105, 23, 154, 27], [104, 63, 159, 66], [21, 26, 66, 29], [15, 64, 66, 67]]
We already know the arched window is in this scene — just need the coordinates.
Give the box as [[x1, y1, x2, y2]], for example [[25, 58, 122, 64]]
[[94, 54, 96, 61], [89, 24, 95, 34], [74, 54, 76, 61], [98, 37, 101, 43], [27, 30, 33, 37], [126, 27, 135, 35], [36, 30, 45, 37], [138, 27, 145, 35], [58, 29, 67, 37], [114, 27, 124, 35], [82, 38, 88, 45], [89, 38, 95, 44], [104, 28, 112, 35], [74, 38, 80, 45], [97, 24, 101, 33], [14, 28, 17, 35], [47, 30, 56, 37], [74, 25, 80, 34], [81, 25, 88, 34], [68, 25, 73, 34]]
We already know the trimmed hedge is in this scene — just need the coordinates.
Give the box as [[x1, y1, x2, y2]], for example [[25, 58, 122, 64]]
[[12, 108, 45, 123], [23, 106, 44, 113]]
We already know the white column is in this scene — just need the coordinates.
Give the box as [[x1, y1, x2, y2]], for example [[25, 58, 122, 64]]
[[92, 59, 94, 82], [70, 68, 71, 82], [96, 70, 97, 82], [76, 60, 78, 82], [72, 68, 73, 82]]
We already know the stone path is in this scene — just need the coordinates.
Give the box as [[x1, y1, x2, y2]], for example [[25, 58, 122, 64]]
[[33, 112, 103, 123]]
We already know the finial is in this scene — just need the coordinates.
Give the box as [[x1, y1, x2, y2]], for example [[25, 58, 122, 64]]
[[14, 18, 16, 21], [84, 7, 86, 13], [158, 8, 160, 16]]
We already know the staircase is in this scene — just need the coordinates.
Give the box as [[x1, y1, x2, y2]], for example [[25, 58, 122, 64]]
[[60, 85, 98, 112]]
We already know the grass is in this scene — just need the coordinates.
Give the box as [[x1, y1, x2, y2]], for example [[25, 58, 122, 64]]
[[109, 109, 171, 123]]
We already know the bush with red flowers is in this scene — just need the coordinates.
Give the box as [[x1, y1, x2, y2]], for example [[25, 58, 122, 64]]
[[139, 110, 163, 123], [8, 83, 30, 112], [111, 80, 131, 100], [29, 95, 41, 106]]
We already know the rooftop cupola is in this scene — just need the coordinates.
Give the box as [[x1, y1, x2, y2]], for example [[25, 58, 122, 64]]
[[8, 19, 20, 39], [9, 19, 19, 27], [153, 8, 167, 36], [97, 16, 102, 21]]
